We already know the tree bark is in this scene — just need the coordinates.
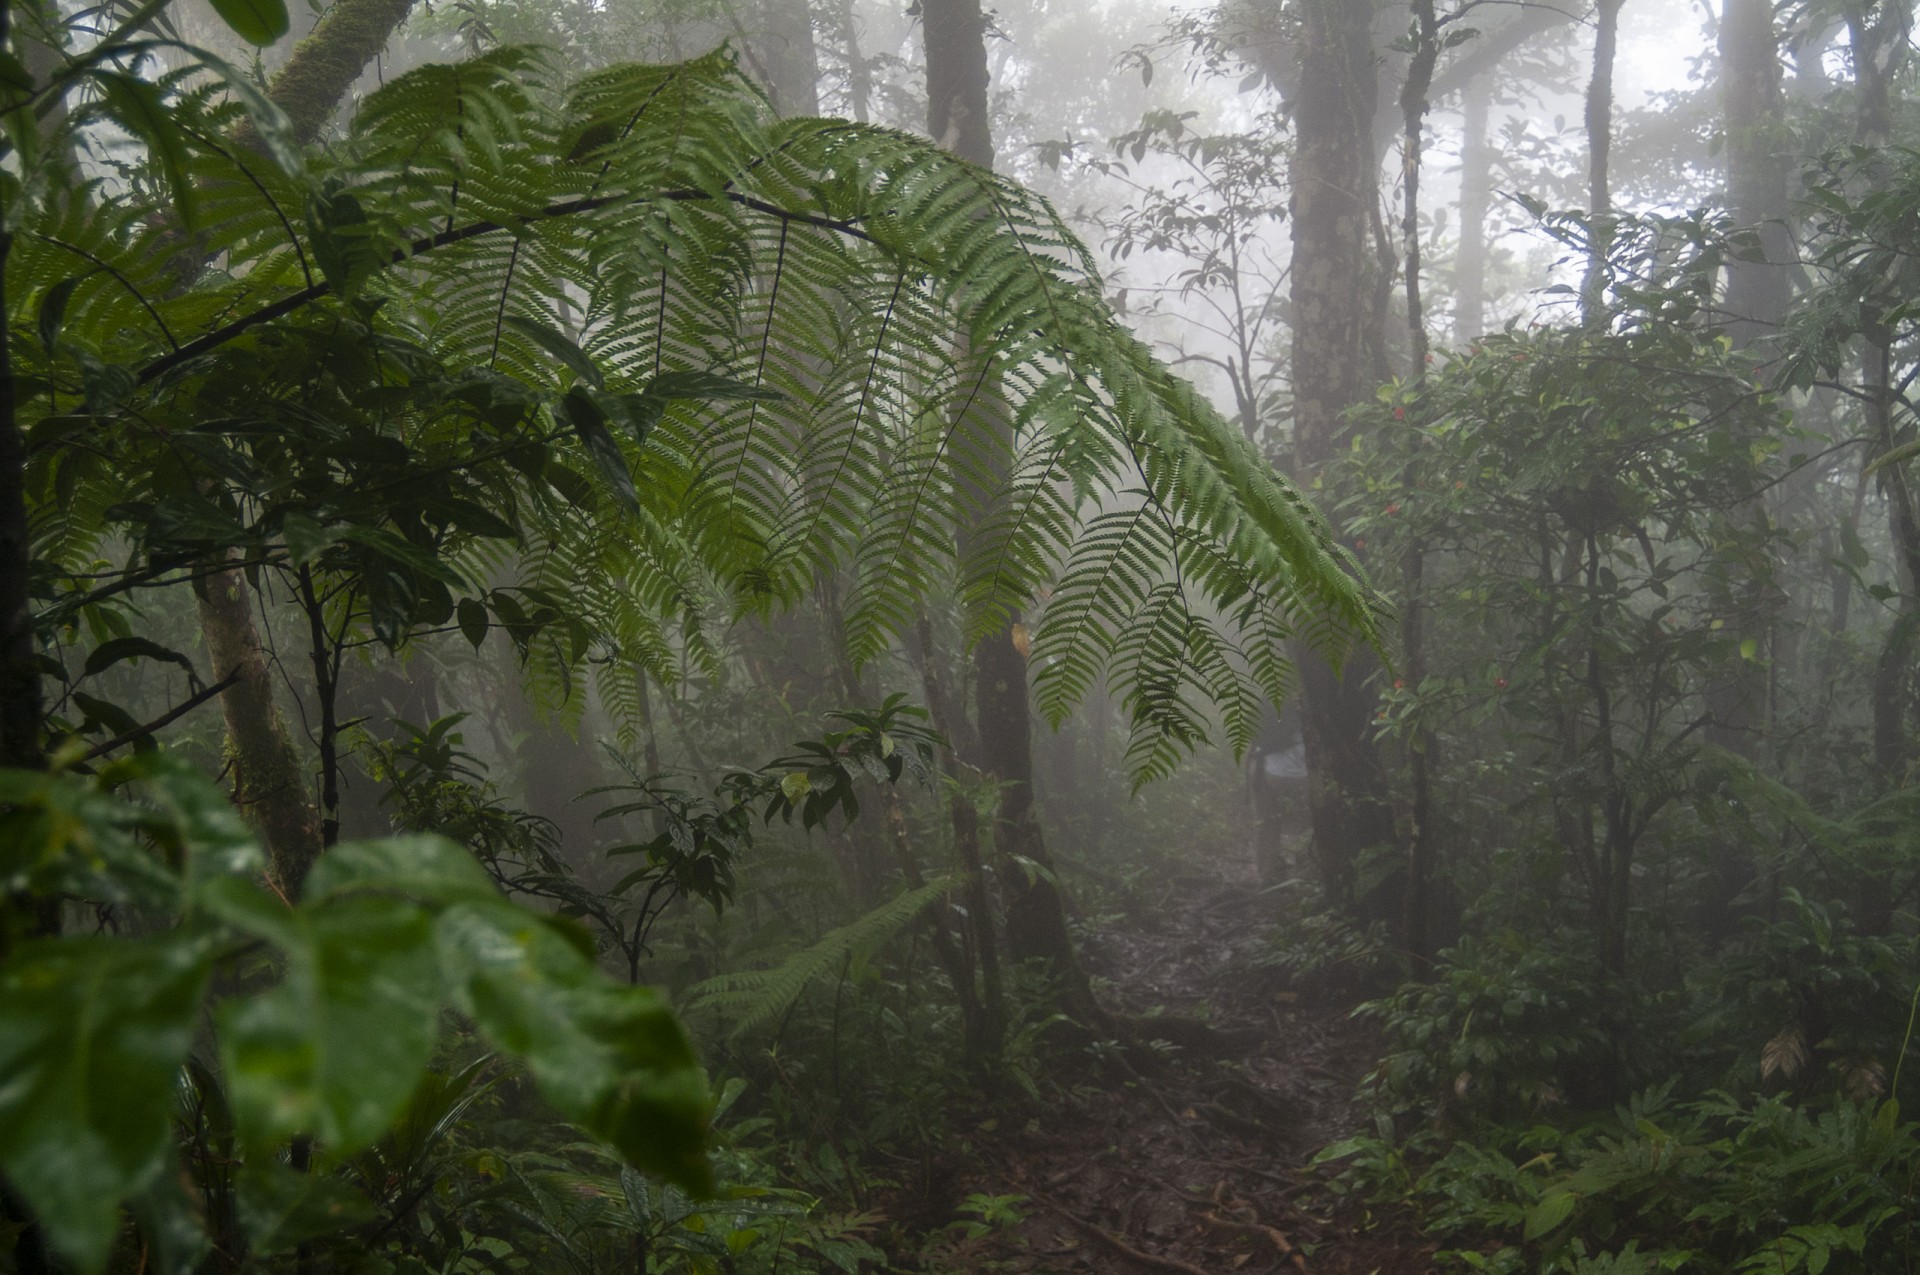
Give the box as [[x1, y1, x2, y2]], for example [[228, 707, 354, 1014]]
[[1287, 0, 1400, 923], [1399, 0, 1440, 970], [196, 566, 323, 895], [921, 0, 1105, 1021], [1581, 0, 1626, 325], [1719, 0, 1792, 352], [1455, 75, 1493, 341], [234, 0, 415, 149]]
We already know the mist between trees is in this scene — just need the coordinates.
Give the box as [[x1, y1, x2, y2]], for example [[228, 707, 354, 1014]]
[[2, 0, 1919, 1272]]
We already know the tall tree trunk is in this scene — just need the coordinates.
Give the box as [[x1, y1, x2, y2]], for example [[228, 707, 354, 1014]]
[[1581, 0, 1626, 324], [1844, 2, 1919, 781], [1698, 0, 1791, 933], [1720, 0, 1792, 351], [1455, 75, 1493, 341], [1287, 0, 1400, 924], [921, 0, 1105, 1022], [1399, 0, 1440, 970]]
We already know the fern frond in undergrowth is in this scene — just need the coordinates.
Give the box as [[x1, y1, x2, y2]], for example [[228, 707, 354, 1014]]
[[687, 874, 961, 1039]]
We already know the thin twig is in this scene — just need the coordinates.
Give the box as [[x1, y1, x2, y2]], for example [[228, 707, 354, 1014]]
[[78, 671, 241, 761]]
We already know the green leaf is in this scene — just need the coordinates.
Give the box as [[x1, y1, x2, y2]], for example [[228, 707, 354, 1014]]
[[437, 900, 713, 1192], [305, 188, 380, 300], [76, 351, 135, 415], [301, 834, 499, 906], [93, 72, 198, 231], [1524, 1190, 1578, 1240], [503, 314, 604, 389], [38, 277, 82, 353], [1864, 436, 1920, 478], [440, 496, 519, 541], [83, 636, 199, 682], [206, 0, 289, 47], [457, 597, 490, 649], [558, 388, 639, 514], [281, 512, 343, 565], [236, 1162, 377, 1254], [219, 894, 444, 1157], [643, 369, 782, 403], [337, 524, 468, 588], [0, 932, 217, 1274]]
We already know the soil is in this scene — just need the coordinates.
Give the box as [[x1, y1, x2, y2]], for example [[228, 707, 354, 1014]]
[[889, 862, 1438, 1274]]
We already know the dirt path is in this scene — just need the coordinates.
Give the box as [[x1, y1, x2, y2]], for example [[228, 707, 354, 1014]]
[[898, 864, 1435, 1274]]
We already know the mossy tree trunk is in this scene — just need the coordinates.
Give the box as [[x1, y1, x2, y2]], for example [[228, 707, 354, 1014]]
[[198, 0, 418, 894]]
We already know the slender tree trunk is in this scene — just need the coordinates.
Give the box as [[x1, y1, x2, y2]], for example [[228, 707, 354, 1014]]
[[835, 0, 871, 122], [1288, 0, 1400, 924], [1844, 3, 1919, 781], [1399, 0, 1440, 970], [910, 615, 1007, 1059], [1581, 0, 1626, 324], [1719, 0, 1792, 351], [191, 0, 422, 894], [921, 0, 1105, 1024], [1455, 76, 1493, 341], [196, 566, 323, 895]]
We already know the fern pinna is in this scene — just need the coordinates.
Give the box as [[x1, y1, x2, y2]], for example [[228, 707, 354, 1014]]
[[21, 45, 1380, 782]]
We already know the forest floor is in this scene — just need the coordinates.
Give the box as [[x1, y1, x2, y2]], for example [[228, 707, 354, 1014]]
[[890, 855, 1437, 1275]]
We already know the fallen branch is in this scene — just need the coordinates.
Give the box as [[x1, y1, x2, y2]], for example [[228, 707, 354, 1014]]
[[1042, 1199, 1214, 1275], [1203, 1210, 1309, 1273]]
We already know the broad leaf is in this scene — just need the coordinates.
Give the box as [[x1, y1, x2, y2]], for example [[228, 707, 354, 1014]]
[[558, 387, 640, 514], [0, 932, 217, 1274], [218, 895, 445, 1157], [437, 901, 713, 1192], [206, 0, 290, 47]]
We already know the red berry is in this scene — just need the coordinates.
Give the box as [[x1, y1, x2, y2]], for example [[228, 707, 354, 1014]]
[[1495, 677, 1508, 689], [1394, 679, 1405, 689], [1386, 502, 1400, 515], [1393, 406, 1406, 420]]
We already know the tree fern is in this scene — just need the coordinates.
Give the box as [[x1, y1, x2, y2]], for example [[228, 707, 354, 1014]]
[[23, 44, 1381, 783]]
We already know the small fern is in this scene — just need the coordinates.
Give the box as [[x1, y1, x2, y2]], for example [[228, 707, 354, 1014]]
[[689, 874, 961, 1038]]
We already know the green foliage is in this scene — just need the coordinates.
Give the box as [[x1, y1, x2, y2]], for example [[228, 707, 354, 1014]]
[[1326, 1088, 1920, 1273], [690, 873, 961, 1038], [18, 43, 1375, 784], [1359, 934, 1625, 1127], [0, 753, 711, 1272]]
